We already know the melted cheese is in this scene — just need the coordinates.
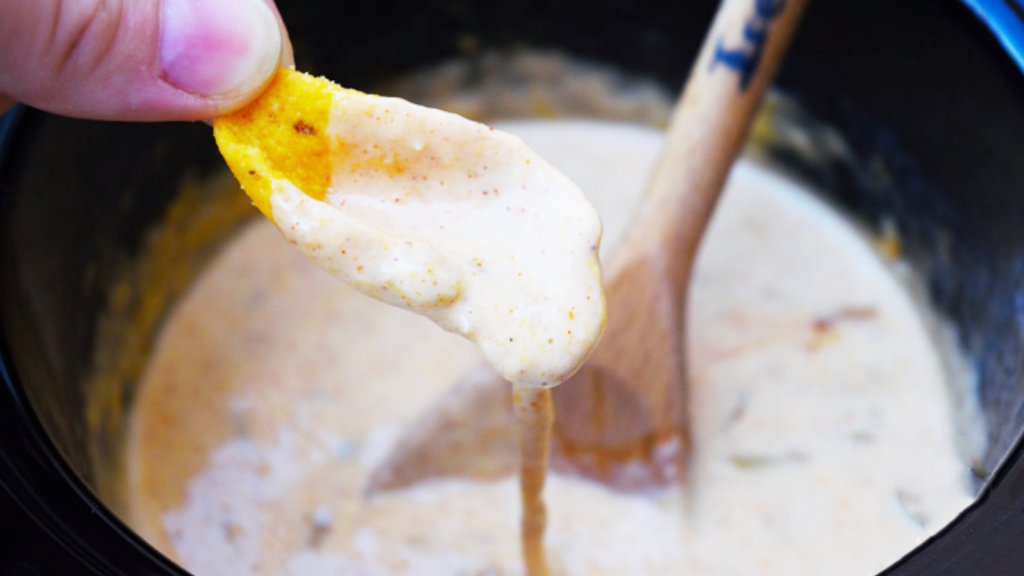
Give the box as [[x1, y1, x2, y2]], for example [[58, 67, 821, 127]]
[[270, 94, 605, 388]]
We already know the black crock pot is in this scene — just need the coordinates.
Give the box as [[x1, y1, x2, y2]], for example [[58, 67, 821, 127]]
[[2, 0, 1024, 574]]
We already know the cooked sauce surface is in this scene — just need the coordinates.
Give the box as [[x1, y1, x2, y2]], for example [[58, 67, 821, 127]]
[[127, 120, 974, 576]]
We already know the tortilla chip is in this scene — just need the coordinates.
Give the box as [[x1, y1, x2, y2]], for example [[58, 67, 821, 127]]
[[213, 68, 358, 221]]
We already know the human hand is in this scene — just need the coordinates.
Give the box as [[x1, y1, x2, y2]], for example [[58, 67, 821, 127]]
[[0, 0, 294, 122]]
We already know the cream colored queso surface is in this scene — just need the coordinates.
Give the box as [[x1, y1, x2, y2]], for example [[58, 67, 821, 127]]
[[127, 120, 976, 576], [272, 97, 604, 388]]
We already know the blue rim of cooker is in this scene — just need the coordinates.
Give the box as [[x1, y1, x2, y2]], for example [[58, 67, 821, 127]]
[[0, 2, 1023, 575], [963, 0, 1024, 73]]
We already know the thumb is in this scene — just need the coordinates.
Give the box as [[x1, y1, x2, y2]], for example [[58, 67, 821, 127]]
[[0, 0, 294, 121]]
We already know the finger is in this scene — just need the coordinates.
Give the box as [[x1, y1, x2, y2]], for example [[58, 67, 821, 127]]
[[262, 0, 295, 70], [0, 0, 293, 122]]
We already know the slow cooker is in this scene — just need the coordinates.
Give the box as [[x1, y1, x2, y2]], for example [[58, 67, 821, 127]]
[[2, 0, 1024, 574]]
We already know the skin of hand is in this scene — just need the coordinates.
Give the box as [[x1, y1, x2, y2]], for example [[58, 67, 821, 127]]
[[0, 0, 295, 121]]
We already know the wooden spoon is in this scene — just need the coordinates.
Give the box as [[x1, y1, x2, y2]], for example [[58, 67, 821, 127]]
[[369, 0, 811, 493]]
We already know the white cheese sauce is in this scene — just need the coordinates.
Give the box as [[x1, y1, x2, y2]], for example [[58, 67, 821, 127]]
[[126, 119, 977, 576], [271, 96, 604, 388]]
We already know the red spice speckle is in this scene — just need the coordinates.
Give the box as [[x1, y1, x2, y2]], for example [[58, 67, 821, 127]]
[[813, 306, 878, 333]]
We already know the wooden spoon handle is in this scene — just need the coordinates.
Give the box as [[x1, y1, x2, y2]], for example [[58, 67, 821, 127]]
[[617, 0, 811, 279]]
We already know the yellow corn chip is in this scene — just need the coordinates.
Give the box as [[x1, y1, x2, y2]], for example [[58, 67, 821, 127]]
[[213, 68, 360, 221]]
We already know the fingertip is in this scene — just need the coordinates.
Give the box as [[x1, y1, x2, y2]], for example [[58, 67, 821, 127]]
[[159, 0, 282, 101], [0, 0, 292, 121], [261, 0, 296, 70]]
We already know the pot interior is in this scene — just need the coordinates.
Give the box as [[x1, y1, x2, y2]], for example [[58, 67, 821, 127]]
[[1, 0, 1023, 573]]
